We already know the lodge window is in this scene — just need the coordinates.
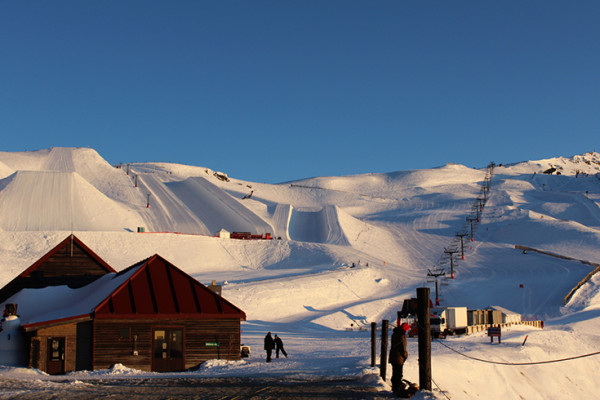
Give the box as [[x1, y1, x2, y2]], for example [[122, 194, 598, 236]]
[[119, 328, 131, 339]]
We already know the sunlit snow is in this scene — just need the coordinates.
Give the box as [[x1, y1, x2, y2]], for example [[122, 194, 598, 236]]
[[0, 147, 599, 399]]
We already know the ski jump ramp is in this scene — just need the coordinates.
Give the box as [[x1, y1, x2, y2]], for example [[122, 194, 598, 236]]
[[287, 205, 350, 245]]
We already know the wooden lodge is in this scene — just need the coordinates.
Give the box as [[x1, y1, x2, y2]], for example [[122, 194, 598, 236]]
[[0, 235, 246, 374]]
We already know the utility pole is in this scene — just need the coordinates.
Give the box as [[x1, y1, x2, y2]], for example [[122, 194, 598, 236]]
[[417, 287, 432, 391], [380, 319, 389, 380], [444, 248, 457, 279], [456, 232, 467, 259], [371, 322, 377, 367], [427, 269, 445, 305]]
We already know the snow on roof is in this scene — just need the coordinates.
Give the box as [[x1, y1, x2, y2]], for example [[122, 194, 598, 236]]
[[1, 265, 141, 329]]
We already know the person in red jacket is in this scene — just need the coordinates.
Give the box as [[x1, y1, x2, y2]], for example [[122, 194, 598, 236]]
[[389, 323, 410, 395]]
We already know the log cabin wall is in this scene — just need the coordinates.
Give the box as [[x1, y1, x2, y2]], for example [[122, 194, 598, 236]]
[[93, 318, 241, 371], [30, 241, 110, 281], [30, 322, 78, 373]]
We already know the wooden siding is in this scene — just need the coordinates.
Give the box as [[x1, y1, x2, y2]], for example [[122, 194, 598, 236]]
[[0, 236, 113, 303], [29, 322, 78, 374], [76, 321, 93, 371], [93, 318, 241, 371], [31, 240, 110, 279]]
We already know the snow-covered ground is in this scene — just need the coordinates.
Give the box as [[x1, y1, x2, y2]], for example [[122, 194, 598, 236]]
[[1, 148, 600, 399]]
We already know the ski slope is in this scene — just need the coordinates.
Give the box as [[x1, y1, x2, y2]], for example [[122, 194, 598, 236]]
[[1, 148, 600, 399]]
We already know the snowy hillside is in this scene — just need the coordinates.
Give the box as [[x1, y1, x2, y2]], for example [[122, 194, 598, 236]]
[[1, 147, 600, 399]]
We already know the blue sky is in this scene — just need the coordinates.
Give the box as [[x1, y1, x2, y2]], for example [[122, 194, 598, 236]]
[[1, 1, 598, 183]]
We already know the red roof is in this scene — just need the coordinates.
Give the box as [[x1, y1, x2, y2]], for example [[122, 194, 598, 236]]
[[94, 254, 246, 320]]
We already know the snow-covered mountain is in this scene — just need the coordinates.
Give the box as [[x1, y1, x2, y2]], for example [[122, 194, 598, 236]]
[[1, 147, 599, 399]]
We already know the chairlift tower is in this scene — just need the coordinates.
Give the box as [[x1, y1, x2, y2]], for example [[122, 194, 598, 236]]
[[474, 203, 482, 222], [456, 232, 467, 260], [444, 248, 458, 279], [466, 217, 477, 241], [427, 269, 445, 306], [477, 197, 485, 212]]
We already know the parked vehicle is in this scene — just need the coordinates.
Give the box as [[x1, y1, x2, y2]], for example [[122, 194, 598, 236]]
[[430, 307, 468, 338], [240, 344, 251, 358]]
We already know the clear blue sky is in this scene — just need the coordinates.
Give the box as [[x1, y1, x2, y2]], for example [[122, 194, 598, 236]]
[[1, 1, 598, 183]]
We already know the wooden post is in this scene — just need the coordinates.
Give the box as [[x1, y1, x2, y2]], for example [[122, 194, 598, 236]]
[[380, 319, 389, 380], [417, 287, 432, 391], [371, 322, 377, 367]]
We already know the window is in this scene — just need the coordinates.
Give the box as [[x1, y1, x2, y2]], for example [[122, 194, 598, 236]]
[[119, 328, 131, 339]]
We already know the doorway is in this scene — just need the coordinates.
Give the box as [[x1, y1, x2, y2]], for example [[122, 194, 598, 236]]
[[152, 328, 184, 372], [47, 337, 65, 375]]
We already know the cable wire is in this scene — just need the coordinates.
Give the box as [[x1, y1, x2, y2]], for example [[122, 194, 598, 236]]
[[413, 319, 600, 366], [431, 376, 452, 400], [433, 336, 600, 366]]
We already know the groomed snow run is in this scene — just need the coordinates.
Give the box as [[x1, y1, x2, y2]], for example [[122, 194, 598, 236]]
[[0, 148, 600, 399]]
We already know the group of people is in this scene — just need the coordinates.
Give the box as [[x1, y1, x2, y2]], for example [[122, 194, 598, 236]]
[[263, 332, 288, 362]]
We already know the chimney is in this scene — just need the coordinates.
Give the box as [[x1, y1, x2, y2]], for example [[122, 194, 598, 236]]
[[207, 280, 222, 296]]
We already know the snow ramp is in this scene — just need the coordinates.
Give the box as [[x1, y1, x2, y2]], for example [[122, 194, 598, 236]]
[[288, 205, 350, 245], [0, 161, 14, 180], [135, 174, 212, 234], [272, 204, 292, 240], [139, 175, 272, 235], [0, 171, 142, 231], [167, 177, 273, 235]]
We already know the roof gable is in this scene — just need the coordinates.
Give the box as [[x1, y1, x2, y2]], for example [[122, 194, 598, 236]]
[[0, 234, 115, 304], [19, 234, 116, 277], [94, 255, 246, 320]]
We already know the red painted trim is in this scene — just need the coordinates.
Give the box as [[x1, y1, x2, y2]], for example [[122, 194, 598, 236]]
[[94, 313, 245, 320], [22, 313, 92, 331]]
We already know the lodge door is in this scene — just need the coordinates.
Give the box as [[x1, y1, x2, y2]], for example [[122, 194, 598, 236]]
[[152, 329, 184, 372], [47, 337, 65, 375]]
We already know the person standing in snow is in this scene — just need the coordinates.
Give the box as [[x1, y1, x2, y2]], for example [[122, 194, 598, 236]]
[[389, 323, 410, 395], [274, 334, 288, 358], [264, 332, 275, 362]]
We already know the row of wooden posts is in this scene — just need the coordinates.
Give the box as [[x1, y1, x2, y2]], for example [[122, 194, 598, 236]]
[[371, 287, 432, 391]]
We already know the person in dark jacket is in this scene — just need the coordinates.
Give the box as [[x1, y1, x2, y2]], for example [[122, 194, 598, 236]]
[[274, 334, 288, 358], [264, 332, 275, 362], [389, 323, 410, 395]]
